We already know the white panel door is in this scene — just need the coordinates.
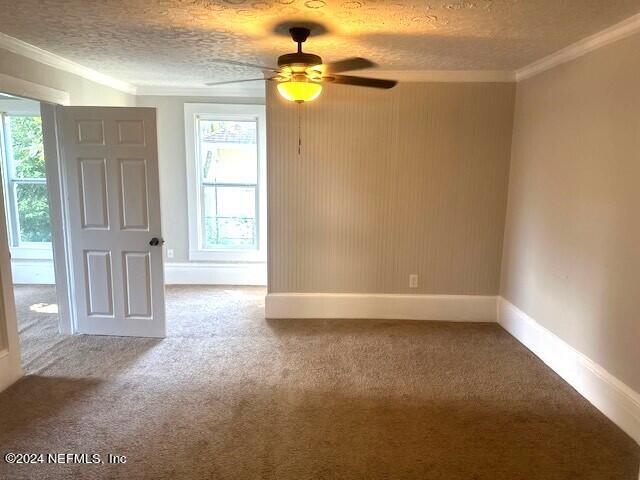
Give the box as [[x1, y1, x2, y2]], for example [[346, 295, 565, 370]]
[[58, 107, 165, 337]]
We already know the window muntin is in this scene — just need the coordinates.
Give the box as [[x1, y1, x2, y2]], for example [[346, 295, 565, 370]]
[[202, 185, 256, 248], [196, 118, 259, 250]]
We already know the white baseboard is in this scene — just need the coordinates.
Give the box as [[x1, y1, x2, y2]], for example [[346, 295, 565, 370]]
[[11, 259, 55, 284], [498, 297, 640, 445], [265, 293, 497, 321], [0, 348, 23, 393], [164, 261, 267, 286]]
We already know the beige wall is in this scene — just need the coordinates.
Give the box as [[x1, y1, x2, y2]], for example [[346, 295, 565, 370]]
[[135, 95, 265, 263], [501, 32, 640, 392], [0, 48, 134, 106], [268, 82, 515, 294]]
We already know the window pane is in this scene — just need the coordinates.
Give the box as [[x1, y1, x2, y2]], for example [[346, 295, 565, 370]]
[[8, 116, 46, 179], [202, 186, 256, 248], [199, 120, 257, 184], [16, 183, 51, 243]]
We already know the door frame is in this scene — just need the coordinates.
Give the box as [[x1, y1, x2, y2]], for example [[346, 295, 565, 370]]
[[41, 104, 76, 334], [1, 74, 75, 334], [0, 146, 21, 391], [0, 75, 71, 391]]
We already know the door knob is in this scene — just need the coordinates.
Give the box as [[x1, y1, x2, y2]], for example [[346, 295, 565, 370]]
[[149, 237, 164, 246]]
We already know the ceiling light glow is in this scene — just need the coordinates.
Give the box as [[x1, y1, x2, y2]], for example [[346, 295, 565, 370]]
[[277, 80, 322, 103]]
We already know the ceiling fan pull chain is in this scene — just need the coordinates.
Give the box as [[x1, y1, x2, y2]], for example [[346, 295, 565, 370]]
[[297, 102, 302, 156]]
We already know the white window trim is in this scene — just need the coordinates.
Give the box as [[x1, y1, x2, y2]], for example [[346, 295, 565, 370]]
[[184, 103, 267, 263], [0, 105, 53, 261]]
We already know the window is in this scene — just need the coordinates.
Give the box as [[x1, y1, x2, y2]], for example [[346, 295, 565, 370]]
[[200, 119, 258, 249], [185, 104, 266, 262], [0, 111, 52, 259]]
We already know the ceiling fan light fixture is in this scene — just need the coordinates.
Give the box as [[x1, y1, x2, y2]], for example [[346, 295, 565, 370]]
[[205, 26, 397, 101], [277, 80, 322, 103]]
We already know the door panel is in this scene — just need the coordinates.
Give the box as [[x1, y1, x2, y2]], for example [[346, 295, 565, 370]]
[[123, 251, 152, 318], [58, 107, 165, 337], [116, 120, 145, 145], [79, 158, 109, 229], [119, 158, 149, 230], [77, 119, 105, 145], [85, 251, 113, 316]]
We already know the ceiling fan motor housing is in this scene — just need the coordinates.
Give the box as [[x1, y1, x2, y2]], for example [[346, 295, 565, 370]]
[[205, 24, 396, 94], [278, 27, 322, 70], [277, 52, 322, 69]]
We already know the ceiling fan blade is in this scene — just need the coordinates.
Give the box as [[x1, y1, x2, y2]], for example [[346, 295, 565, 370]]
[[204, 78, 269, 86], [325, 75, 397, 89], [209, 59, 279, 72], [320, 57, 377, 73]]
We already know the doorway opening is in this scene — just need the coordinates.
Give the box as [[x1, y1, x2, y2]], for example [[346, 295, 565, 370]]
[[0, 93, 59, 371], [0, 94, 269, 373]]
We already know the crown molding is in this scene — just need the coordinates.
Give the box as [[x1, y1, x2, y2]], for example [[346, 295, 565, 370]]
[[0, 73, 70, 105], [136, 71, 514, 97], [357, 70, 515, 83], [516, 12, 640, 81], [0, 32, 137, 95], [3, 10, 640, 97], [136, 84, 266, 98]]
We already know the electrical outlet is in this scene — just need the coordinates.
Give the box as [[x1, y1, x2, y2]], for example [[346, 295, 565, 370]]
[[166, 248, 174, 259], [409, 274, 418, 289]]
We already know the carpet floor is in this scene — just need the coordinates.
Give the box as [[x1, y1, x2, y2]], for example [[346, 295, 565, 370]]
[[0, 285, 638, 479]]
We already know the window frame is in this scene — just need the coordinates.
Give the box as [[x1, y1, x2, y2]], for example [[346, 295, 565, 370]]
[[184, 103, 266, 262], [0, 107, 53, 260]]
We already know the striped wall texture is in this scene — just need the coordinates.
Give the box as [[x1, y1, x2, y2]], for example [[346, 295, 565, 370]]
[[267, 82, 516, 294]]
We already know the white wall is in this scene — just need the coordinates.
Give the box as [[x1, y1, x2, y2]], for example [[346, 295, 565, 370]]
[[135, 95, 266, 285], [0, 47, 134, 106]]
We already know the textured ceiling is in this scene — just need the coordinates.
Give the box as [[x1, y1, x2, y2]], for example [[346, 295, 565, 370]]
[[1, 0, 640, 87]]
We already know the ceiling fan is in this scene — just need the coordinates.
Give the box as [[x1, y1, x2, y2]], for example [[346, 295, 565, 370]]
[[205, 27, 398, 103]]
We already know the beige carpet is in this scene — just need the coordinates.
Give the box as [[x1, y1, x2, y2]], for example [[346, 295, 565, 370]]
[[0, 285, 638, 479]]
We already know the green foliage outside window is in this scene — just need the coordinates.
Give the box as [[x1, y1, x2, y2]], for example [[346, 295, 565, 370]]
[[204, 216, 255, 247], [7, 116, 51, 243]]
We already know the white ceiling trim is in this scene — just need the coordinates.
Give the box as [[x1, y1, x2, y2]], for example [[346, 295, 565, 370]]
[[516, 12, 640, 81], [2, 10, 640, 97], [136, 84, 266, 98], [137, 71, 515, 96], [0, 32, 137, 95], [0, 72, 70, 105], [357, 70, 515, 83]]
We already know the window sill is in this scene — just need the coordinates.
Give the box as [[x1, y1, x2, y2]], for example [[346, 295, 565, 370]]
[[10, 246, 53, 261], [188, 249, 266, 263]]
